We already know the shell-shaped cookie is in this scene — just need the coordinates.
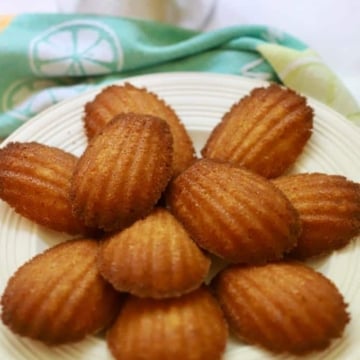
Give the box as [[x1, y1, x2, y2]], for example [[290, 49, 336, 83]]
[[201, 84, 313, 178], [167, 159, 300, 264], [107, 286, 228, 360], [273, 173, 360, 258], [213, 262, 349, 354], [1, 238, 122, 345], [98, 208, 210, 298], [71, 113, 173, 232], [84, 83, 195, 176], [0, 142, 89, 235]]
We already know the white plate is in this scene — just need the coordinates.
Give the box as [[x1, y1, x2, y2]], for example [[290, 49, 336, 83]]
[[0, 72, 360, 360]]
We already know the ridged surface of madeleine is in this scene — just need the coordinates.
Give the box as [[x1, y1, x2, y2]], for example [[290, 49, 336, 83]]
[[214, 262, 349, 354], [71, 113, 173, 232], [167, 159, 300, 264], [1, 238, 122, 345], [84, 83, 195, 176], [273, 173, 360, 258], [98, 208, 210, 298], [107, 286, 228, 360], [201, 84, 313, 178], [0, 142, 89, 235]]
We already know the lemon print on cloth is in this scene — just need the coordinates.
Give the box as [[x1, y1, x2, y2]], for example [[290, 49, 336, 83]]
[[258, 44, 360, 119], [29, 20, 123, 76]]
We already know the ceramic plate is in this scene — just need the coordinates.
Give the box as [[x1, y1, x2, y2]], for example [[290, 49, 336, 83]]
[[0, 72, 359, 360]]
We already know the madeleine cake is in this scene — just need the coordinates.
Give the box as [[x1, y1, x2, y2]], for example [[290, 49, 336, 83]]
[[71, 113, 173, 232], [167, 159, 300, 264], [1, 238, 122, 344], [0, 142, 89, 235], [214, 261, 349, 354], [107, 286, 228, 360], [98, 208, 210, 298], [273, 172, 360, 258], [84, 83, 195, 176], [201, 84, 313, 178]]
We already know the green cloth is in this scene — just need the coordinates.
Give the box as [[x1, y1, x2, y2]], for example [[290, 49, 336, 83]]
[[0, 13, 358, 138]]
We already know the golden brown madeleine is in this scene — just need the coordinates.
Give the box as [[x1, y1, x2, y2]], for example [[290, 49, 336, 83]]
[[273, 173, 360, 259], [98, 208, 210, 298], [167, 159, 300, 264], [0, 142, 89, 235], [201, 84, 313, 178], [213, 262, 349, 354], [107, 286, 228, 360], [84, 83, 195, 176], [71, 113, 173, 232], [1, 238, 122, 345]]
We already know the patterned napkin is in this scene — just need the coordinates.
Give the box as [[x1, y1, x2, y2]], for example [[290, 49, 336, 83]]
[[0, 14, 359, 139]]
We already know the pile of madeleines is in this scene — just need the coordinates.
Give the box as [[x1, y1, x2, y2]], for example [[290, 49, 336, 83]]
[[1, 82, 360, 360]]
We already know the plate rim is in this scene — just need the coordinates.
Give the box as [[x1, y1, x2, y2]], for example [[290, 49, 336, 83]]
[[3, 71, 360, 147]]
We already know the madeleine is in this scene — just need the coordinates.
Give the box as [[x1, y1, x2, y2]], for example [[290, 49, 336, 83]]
[[71, 113, 173, 232], [202, 84, 313, 178], [273, 172, 360, 258], [84, 83, 195, 176], [107, 287, 228, 360], [98, 208, 210, 298], [1, 238, 121, 344], [0, 142, 89, 235], [167, 159, 300, 264], [213, 262, 349, 354]]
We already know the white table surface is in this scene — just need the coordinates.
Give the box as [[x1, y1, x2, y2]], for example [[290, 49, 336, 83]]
[[1, 0, 359, 102]]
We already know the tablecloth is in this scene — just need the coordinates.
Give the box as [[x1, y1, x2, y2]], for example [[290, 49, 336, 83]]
[[0, 14, 359, 139]]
